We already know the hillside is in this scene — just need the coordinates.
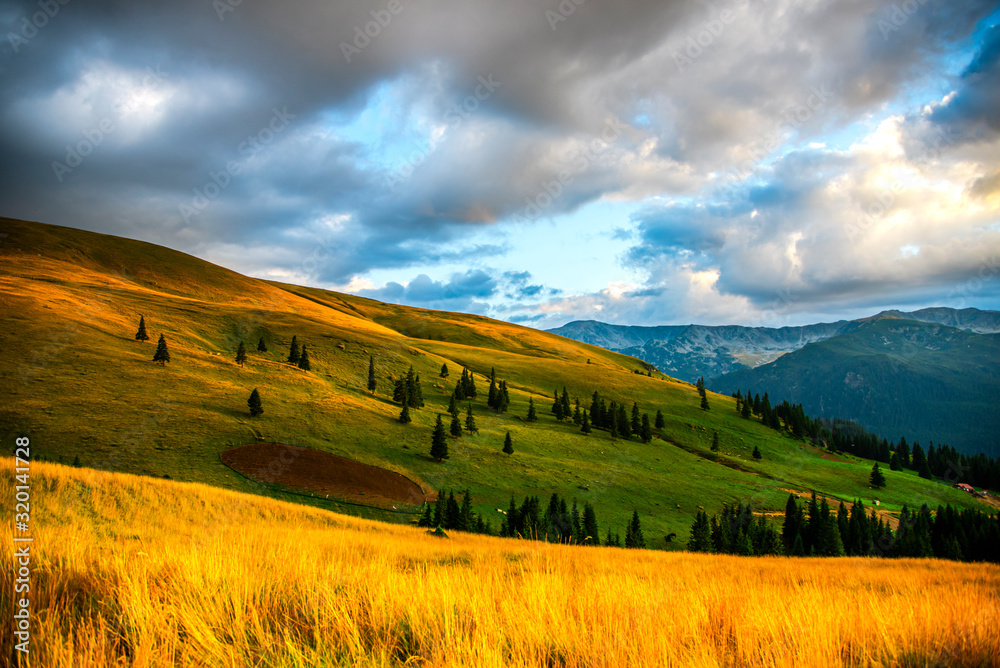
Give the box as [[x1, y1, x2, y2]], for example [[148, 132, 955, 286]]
[[0, 217, 988, 545], [3, 460, 998, 667], [710, 317, 1000, 457]]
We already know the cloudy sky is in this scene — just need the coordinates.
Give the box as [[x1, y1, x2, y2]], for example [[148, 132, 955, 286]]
[[1, 0, 998, 328]]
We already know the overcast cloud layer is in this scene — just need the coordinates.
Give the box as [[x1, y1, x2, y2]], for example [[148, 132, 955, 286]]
[[1, 0, 998, 327]]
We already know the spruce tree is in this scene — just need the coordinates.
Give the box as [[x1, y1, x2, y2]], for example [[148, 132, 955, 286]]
[[297, 345, 311, 371], [287, 336, 300, 364], [625, 510, 645, 548], [448, 393, 459, 418], [526, 397, 538, 422], [581, 411, 591, 434], [450, 413, 463, 437], [688, 510, 712, 552], [439, 363, 449, 378], [235, 341, 247, 367], [631, 403, 641, 434], [393, 379, 406, 404], [367, 356, 377, 394], [248, 388, 263, 417], [418, 503, 433, 527], [711, 431, 720, 452], [503, 431, 514, 456], [430, 415, 448, 462], [152, 334, 170, 365], [640, 413, 652, 443], [257, 337, 267, 353], [134, 315, 149, 342], [700, 394, 710, 411], [752, 444, 762, 460], [655, 410, 665, 431], [465, 403, 478, 434], [870, 461, 887, 488], [399, 403, 412, 424], [583, 503, 599, 545]]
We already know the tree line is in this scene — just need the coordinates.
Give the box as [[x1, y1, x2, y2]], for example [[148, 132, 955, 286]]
[[733, 388, 999, 491], [687, 493, 1000, 562]]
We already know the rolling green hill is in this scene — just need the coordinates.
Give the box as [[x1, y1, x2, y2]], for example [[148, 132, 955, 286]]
[[0, 217, 988, 546], [710, 317, 1000, 458]]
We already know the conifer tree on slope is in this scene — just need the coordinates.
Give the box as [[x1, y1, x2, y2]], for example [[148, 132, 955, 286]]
[[430, 415, 449, 462], [248, 388, 263, 417], [153, 334, 170, 365], [257, 337, 267, 353], [287, 335, 300, 364], [367, 356, 377, 394], [502, 431, 514, 456], [235, 341, 247, 367], [297, 345, 311, 371], [465, 403, 478, 434], [134, 315, 149, 342]]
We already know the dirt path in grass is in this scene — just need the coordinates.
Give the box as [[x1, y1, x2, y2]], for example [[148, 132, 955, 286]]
[[221, 442, 427, 509]]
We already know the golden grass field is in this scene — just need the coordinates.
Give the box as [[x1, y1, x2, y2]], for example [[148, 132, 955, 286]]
[[3, 460, 998, 668]]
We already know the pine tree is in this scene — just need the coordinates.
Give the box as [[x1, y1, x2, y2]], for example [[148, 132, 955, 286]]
[[625, 510, 645, 548], [235, 341, 247, 367], [526, 397, 538, 422], [297, 345, 311, 371], [870, 461, 887, 488], [711, 431, 720, 452], [502, 431, 514, 456], [631, 403, 641, 434], [430, 415, 448, 462], [134, 315, 149, 342], [640, 413, 652, 443], [580, 411, 591, 434], [152, 334, 170, 365], [248, 388, 263, 417], [465, 404, 478, 434], [741, 398, 752, 419], [499, 381, 510, 413], [399, 403, 411, 424], [287, 336, 300, 364], [459, 490, 474, 532], [450, 413, 463, 437], [439, 363, 449, 378], [752, 444, 762, 460], [654, 410, 665, 431], [889, 451, 902, 471], [392, 379, 406, 404], [367, 356, 377, 394], [560, 388, 571, 419], [418, 503, 433, 527], [700, 394, 710, 411], [688, 510, 712, 552], [257, 337, 267, 353], [448, 393, 459, 418], [582, 503, 599, 545]]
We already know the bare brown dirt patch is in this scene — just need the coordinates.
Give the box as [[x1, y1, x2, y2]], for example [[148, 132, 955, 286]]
[[221, 443, 427, 509]]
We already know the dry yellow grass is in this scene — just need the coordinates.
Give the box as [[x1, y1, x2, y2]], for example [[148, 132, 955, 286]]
[[2, 460, 998, 668]]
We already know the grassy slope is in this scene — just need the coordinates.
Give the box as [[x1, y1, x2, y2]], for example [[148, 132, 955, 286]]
[[0, 218, 986, 545], [3, 461, 998, 667]]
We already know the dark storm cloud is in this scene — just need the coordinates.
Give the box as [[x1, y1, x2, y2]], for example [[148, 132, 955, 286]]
[[0, 0, 997, 324]]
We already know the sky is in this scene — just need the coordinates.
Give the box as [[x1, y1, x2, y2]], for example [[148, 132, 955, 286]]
[[1, 0, 998, 329]]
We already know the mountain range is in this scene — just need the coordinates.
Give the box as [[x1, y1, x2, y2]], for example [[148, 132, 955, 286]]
[[550, 309, 1000, 456]]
